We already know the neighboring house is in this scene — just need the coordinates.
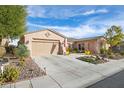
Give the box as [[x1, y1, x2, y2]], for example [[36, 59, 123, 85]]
[[8, 39, 19, 46], [20, 29, 108, 57], [21, 29, 67, 57], [0, 38, 19, 47], [112, 41, 124, 53]]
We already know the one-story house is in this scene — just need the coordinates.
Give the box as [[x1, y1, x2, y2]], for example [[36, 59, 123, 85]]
[[21, 29, 108, 57]]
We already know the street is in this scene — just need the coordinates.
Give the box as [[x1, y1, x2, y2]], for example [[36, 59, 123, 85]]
[[88, 70, 124, 88]]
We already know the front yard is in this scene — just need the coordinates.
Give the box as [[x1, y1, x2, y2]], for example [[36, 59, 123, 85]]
[[0, 54, 46, 85], [9, 57, 45, 81], [0, 44, 46, 86]]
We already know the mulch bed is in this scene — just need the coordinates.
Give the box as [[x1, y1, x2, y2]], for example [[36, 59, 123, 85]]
[[77, 55, 108, 64], [19, 57, 45, 80]]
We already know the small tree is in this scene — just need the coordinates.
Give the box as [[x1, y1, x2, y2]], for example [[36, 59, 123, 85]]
[[0, 6, 27, 45], [105, 25, 124, 52]]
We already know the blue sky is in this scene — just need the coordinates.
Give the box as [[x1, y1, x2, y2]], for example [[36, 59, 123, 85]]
[[27, 5, 124, 38]]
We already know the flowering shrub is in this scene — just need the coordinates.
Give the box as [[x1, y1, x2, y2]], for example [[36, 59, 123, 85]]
[[66, 48, 70, 55], [85, 50, 91, 55]]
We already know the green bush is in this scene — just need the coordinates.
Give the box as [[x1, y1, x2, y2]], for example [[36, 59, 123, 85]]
[[15, 44, 29, 60], [2, 65, 20, 82], [78, 57, 97, 64], [100, 48, 108, 54], [73, 48, 78, 53], [107, 49, 113, 55]]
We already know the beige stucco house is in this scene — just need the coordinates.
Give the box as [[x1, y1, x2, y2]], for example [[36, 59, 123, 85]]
[[21, 29, 68, 57], [21, 29, 108, 57]]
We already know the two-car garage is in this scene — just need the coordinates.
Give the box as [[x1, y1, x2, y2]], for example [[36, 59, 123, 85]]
[[32, 39, 60, 56], [21, 29, 67, 57]]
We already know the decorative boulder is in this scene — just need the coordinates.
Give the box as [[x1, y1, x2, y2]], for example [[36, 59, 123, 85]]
[[0, 46, 6, 58]]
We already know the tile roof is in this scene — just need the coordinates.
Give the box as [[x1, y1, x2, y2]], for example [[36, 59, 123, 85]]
[[67, 36, 104, 42]]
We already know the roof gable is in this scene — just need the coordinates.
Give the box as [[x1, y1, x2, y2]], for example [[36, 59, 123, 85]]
[[25, 29, 66, 38]]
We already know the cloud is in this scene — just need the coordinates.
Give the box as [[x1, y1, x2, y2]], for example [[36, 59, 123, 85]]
[[27, 6, 109, 19], [85, 11, 124, 28], [27, 22, 106, 38], [27, 6, 124, 38], [27, 6, 78, 19], [27, 6, 46, 18], [83, 9, 109, 15]]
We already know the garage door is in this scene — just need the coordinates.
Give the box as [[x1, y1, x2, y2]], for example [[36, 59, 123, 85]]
[[32, 40, 59, 56]]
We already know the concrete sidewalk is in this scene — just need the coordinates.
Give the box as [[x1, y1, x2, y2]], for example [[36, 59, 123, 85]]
[[1, 55, 124, 88]]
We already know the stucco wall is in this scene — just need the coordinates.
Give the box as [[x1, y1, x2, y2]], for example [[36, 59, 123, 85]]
[[73, 37, 106, 54], [74, 40, 98, 53]]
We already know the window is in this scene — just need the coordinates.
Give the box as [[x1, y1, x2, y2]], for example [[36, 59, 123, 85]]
[[78, 44, 81, 50]]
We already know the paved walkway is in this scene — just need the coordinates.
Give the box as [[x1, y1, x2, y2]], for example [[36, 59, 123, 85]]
[[1, 54, 124, 88]]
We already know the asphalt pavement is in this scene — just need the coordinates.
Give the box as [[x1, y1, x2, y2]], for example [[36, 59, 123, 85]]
[[88, 69, 124, 88]]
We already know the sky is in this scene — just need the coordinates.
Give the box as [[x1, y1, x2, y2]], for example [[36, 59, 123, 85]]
[[27, 5, 124, 38]]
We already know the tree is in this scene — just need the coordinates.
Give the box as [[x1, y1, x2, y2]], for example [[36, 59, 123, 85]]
[[0, 6, 27, 45], [105, 25, 124, 50]]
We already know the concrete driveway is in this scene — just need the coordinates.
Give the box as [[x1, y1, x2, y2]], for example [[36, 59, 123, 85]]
[[32, 54, 124, 88], [2, 54, 124, 88]]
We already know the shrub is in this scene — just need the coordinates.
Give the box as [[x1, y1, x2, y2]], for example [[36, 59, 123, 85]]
[[85, 50, 91, 55], [77, 56, 96, 64], [73, 48, 78, 53], [2, 65, 20, 82], [100, 48, 107, 54], [82, 57, 94, 63], [120, 51, 124, 56], [66, 48, 71, 55], [107, 49, 113, 55], [15, 44, 29, 61], [19, 59, 25, 68], [0, 46, 6, 58]]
